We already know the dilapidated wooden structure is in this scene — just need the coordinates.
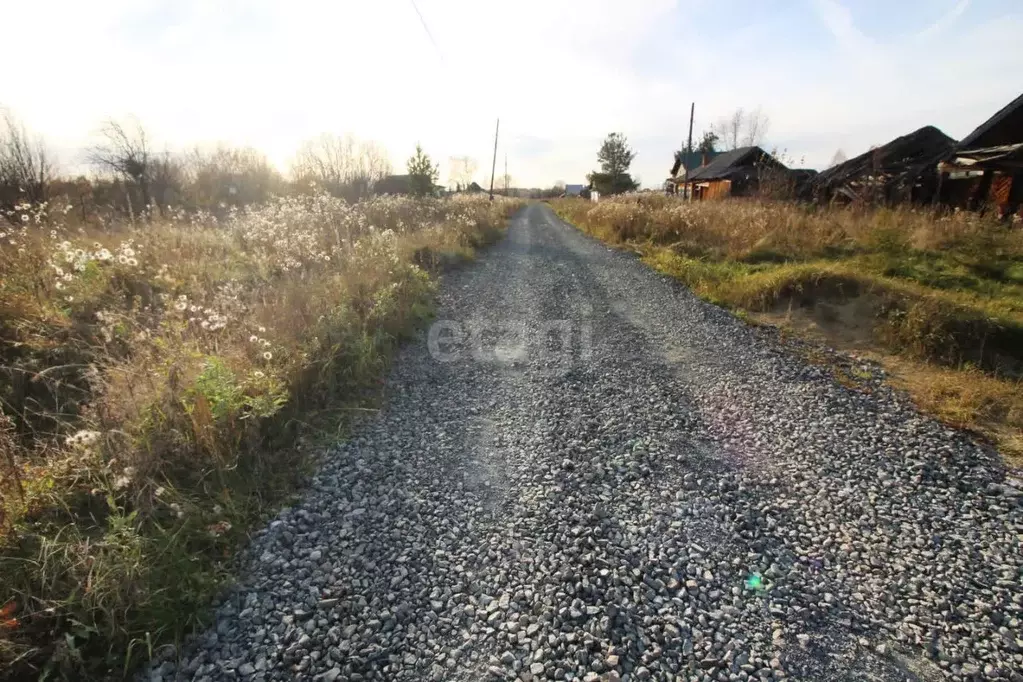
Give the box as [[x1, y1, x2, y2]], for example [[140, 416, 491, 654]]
[[936, 92, 1023, 217], [811, 126, 956, 205]]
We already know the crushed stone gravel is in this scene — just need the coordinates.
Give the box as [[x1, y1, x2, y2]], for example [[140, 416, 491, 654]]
[[148, 204, 1023, 682]]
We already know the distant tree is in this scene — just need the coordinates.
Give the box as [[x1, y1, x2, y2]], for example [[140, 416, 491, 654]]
[[0, 110, 52, 206], [407, 144, 439, 196], [829, 149, 848, 168], [597, 133, 635, 179], [148, 150, 186, 212], [697, 131, 719, 154], [186, 145, 285, 207], [448, 156, 478, 192], [713, 110, 742, 151], [498, 173, 512, 193], [741, 107, 770, 147], [539, 181, 565, 199], [589, 133, 639, 195], [712, 107, 770, 150], [292, 133, 391, 200], [89, 117, 154, 209]]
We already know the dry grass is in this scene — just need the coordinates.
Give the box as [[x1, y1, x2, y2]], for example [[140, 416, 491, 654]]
[[0, 193, 520, 680], [890, 361, 1023, 460], [551, 195, 1023, 467]]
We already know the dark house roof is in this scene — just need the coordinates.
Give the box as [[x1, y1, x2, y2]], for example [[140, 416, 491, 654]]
[[957, 91, 1023, 150], [813, 126, 956, 202], [790, 168, 819, 181], [670, 150, 720, 177], [686, 146, 784, 182]]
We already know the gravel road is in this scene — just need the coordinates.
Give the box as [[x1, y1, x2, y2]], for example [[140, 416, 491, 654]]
[[153, 203, 1023, 682]]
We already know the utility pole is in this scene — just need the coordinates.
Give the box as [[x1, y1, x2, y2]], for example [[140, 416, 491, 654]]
[[684, 101, 695, 202], [489, 118, 500, 201]]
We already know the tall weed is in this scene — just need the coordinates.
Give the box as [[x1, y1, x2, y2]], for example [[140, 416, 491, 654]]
[[0, 193, 520, 679]]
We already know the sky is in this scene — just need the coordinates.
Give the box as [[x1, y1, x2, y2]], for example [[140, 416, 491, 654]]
[[2, 0, 1022, 189]]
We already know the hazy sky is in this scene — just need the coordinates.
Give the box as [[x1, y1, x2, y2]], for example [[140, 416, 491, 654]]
[[3, 0, 1022, 188]]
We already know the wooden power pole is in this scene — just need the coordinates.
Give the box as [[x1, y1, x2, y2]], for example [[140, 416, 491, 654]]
[[684, 102, 695, 201], [489, 118, 500, 201]]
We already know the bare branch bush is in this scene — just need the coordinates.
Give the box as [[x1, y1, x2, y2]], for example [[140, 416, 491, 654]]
[[185, 145, 285, 207], [447, 156, 479, 191], [291, 133, 392, 201], [88, 118, 155, 216], [0, 109, 53, 208], [712, 107, 771, 150]]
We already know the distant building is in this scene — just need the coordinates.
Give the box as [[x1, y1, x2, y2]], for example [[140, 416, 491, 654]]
[[564, 184, 585, 197], [666, 150, 721, 195], [685, 146, 788, 200]]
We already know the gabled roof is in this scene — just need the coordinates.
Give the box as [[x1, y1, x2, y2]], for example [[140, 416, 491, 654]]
[[789, 169, 819, 181], [686, 146, 781, 182], [815, 126, 954, 186], [957, 92, 1023, 150], [670, 150, 720, 176], [813, 126, 955, 202]]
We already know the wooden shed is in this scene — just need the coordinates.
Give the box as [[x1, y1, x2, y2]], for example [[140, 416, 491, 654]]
[[937, 92, 1023, 217]]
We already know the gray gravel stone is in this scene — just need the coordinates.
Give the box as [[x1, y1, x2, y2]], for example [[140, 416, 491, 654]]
[[146, 205, 1023, 681]]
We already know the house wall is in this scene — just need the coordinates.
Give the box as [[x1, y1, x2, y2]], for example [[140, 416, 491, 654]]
[[939, 170, 1017, 213], [696, 180, 732, 201], [991, 175, 1013, 206]]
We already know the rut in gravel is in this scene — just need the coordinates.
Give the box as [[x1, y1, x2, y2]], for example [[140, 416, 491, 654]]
[[150, 203, 1023, 682]]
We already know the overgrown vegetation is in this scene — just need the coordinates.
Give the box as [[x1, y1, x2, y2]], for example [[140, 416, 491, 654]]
[[551, 195, 1023, 462], [0, 193, 519, 680]]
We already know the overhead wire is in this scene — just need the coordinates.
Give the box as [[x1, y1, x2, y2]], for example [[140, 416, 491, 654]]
[[408, 0, 445, 63]]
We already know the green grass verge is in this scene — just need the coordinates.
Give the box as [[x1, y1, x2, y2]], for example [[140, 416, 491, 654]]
[[549, 197, 1023, 463]]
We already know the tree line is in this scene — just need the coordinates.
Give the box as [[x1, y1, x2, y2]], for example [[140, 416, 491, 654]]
[[0, 111, 453, 217]]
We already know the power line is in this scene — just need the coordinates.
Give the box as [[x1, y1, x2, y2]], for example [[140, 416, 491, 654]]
[[408, 0, 444, 62]]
